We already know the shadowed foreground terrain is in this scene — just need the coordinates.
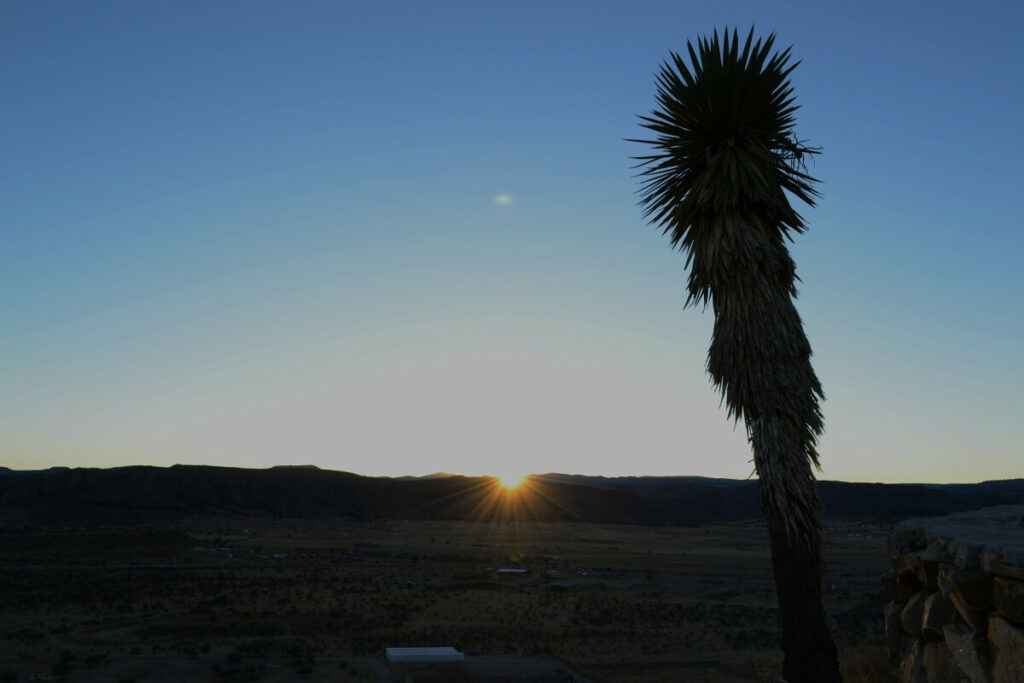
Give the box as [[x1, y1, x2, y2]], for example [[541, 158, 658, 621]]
[[1, 517, 891, 682], [2, 467, 1020, 681]]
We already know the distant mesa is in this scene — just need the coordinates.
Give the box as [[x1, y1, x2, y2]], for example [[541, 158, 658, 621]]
[[396, 472, 459, 480], [0, 465, 1020, 527]]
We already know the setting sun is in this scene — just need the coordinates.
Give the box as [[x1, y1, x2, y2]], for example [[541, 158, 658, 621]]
[[495, 472, 529, 491]]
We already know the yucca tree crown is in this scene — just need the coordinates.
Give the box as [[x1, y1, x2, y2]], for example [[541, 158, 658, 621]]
[[633, 27, 820, 308]]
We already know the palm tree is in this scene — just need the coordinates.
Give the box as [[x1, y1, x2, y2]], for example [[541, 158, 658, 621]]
[[632, 28, 841, 682]]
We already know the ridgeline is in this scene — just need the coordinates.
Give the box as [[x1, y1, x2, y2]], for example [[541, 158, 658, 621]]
[[1, 465, 1021, 527]]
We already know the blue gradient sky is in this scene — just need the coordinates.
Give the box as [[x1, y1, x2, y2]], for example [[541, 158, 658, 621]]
[[3, 1, 1022, 482]]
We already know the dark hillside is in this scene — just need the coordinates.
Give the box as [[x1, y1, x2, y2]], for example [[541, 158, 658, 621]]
[[0, 466, 1019, 527]]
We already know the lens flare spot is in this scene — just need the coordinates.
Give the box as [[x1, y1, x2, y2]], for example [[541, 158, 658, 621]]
[[493, 193, 512, 206]]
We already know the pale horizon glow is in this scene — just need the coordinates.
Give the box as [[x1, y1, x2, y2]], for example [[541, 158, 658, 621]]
[[2, 2, 1022, 484]]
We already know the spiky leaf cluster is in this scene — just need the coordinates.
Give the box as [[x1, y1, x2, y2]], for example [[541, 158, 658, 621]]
[[632, 27, 820, 309]]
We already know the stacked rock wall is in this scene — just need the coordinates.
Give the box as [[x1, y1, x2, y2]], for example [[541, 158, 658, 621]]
[[883, 505, 1024, 682]]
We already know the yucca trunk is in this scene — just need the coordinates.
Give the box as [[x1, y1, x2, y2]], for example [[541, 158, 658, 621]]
[[764, 495, 840, 682], [706, 237, 841, 682]]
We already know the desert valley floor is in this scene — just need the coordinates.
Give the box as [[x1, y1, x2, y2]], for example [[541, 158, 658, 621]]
[[0, 517, 893, 682]]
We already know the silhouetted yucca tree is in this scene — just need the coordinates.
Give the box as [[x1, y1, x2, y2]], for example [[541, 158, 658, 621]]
[[633, 28, 841, 682]]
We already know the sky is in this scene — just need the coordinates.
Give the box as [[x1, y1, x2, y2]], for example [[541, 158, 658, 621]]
[[2, 1, 1022, 483]]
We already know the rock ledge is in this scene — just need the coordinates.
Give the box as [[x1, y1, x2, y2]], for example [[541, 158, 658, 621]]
[[884, 506, 1024, 683]]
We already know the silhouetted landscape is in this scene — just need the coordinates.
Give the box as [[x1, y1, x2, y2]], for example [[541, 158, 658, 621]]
[[2, 465, 1021, 527]]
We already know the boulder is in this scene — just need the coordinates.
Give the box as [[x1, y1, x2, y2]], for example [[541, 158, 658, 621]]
[[950, 589, 990, 635], [988, 613, 1024, 683], [983, 553, 1024, 582], [898, 638, 928, 683], [914, 542, 947, 587], [921, 640, 962, 683], [894, 545, 944, 589], [885, 569, 926, 602], [922, 593, 959, 639], [890, 526, 928, 559], [886, 601, 907, 664], [992, 577, 1024, 624], [943, 623, 989, 683], [939, 564, 993, 609], [902, 593, 927, 637]]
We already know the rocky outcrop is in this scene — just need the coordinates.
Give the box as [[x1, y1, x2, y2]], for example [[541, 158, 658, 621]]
[[884, 506, 1024, 682]]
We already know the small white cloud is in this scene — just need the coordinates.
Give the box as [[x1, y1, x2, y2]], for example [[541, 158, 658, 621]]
[[493, 193, 512, 206]]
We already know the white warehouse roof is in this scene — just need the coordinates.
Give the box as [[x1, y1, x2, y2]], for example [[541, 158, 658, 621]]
[[385, 646, 464, 664]]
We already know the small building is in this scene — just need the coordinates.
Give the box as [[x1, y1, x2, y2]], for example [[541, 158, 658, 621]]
[[385, 646, 465, 665]]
